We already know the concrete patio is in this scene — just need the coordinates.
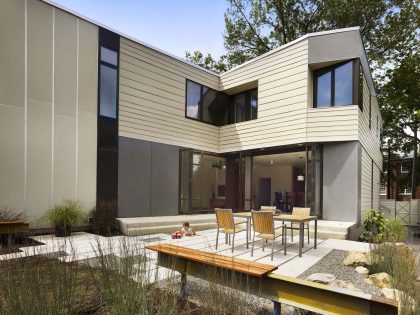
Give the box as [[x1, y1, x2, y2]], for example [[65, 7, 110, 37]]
[[0, 228, 370, 282]]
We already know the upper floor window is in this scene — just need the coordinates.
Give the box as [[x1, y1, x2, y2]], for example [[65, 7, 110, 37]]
[[185, 79, 257, 126], [314, 59, 361, 109], [401, 163, 409, 173], [380, 185, 387, 195], [399, 184, 411, 195], [99, 46, 118, 119]]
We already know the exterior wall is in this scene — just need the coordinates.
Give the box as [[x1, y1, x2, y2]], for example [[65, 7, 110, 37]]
[[219, 40, 308, 152], [118, 137, 179, 217], [118, 37, 220, 152], [322, 142, 360, 222], [0, 0, 98, 226]]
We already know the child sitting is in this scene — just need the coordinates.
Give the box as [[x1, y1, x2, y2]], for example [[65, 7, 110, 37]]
[[172, 222, 195, 239], [181, 221, 195, 236]]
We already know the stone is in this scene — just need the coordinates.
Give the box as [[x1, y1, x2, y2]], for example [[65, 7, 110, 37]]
[[343, 251, 371, 267], [381, 288, 416, 314], [330, 280, 361, 292], [366, 272, 392, 289], [354, 266, 369, 277], [305, 273, 336, 285]]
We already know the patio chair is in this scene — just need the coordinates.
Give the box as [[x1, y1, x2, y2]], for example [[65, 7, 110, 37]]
[[251, 210, 287, 260], [260, 206, 277, 214], [215, 208, 246, 253], [288, 207, 310, 244]]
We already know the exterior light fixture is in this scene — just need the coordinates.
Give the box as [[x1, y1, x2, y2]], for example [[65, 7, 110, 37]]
[[297, 175, 305, 181]]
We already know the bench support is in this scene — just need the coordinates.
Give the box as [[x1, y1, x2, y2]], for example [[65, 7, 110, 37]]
[[154, 251, 398, 315], [273, 301, 281, 315], [180, 272, 187, 299]]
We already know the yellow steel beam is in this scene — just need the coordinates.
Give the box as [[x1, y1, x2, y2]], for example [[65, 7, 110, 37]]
[[156, 253, 398, 315]]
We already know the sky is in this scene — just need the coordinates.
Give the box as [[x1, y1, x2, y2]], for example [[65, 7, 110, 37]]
[[52, 0, 228, 59]]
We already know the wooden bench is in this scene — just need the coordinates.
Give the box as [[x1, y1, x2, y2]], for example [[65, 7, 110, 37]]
[[146, 243, 278, 277]]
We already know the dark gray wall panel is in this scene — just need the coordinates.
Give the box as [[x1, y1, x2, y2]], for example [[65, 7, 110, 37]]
[[322, 141, 359, 222], [118, 137, 151, 217], [150, 142, 179, 216]]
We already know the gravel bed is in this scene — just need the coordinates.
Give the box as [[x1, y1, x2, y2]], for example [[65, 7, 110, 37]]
[[298, 249, 382, 296]]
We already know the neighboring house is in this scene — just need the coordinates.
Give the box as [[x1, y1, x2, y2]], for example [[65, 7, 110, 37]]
[[380, 154, 420, 201], [0, 0, 382, 228]]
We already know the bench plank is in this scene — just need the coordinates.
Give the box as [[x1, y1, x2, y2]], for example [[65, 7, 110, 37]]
[[146, 244, 278, 277]]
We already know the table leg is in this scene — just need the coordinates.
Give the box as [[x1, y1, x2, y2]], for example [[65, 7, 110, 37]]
[[246, 217, 249, 249], [314, 218, 317, 249], [299, 221, 303, 257]]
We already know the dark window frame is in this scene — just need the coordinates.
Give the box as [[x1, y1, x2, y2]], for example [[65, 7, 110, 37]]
[[184, 79, 258, 126], [98, 45, 119, 120], [313, 59, 361, 109]]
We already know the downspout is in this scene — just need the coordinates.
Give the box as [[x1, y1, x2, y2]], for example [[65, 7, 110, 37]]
[[412, 117, 418, 200]]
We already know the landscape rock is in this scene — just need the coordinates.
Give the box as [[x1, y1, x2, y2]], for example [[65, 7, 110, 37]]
[[343, 251, 371, 267], [354, 266, 369, 277], [381, 288, 416, 314], [305, 273, 336, 285], [330, 280, 361, 292], [365, 272, 391, 289]]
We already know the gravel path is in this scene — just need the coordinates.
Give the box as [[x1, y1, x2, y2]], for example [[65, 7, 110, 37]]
[[298, 250, 382, 296]]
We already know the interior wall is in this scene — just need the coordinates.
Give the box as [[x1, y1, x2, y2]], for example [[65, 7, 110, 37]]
[[252, 164, 293, 207], [200, 157, 226, 209]]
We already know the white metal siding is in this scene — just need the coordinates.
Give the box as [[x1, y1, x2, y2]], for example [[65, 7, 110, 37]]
[[361, 147, 372, 219]]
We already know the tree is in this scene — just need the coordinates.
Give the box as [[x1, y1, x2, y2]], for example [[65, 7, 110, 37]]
[[186, 0, 419, 72], [185, 51, 228, 73], [380, 54, 420, 198]]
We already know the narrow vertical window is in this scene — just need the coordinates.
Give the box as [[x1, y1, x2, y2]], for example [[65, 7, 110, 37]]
[[334, 62, 353, 106], [186, 80, 201, 120], [250, 89, 258, 120], [316, 71, 332, 107], [99, 46, 118, 119]]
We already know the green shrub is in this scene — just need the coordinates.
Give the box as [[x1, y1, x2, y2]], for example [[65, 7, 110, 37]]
[[384, 219, 408, 242], [360, 209, 385, 243], [47, 199, 85, 227], [90, 200, 118, 236]]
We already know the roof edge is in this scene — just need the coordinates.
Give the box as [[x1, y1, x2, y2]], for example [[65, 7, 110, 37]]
[[222, 27, 361, 76], [41, 0, 220, 77]]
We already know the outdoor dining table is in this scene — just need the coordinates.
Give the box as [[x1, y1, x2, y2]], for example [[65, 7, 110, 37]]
[[233, 212, 318, 257]]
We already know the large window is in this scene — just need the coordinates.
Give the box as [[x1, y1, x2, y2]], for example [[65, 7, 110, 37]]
[[99, 47, 118, 119], [185, 79, 257, 126], [314, 59, 361, 108]]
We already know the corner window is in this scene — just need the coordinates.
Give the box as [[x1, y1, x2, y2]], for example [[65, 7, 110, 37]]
[[185, 80, 257, 126], [314, 60, 359, 108], [99, 46, 118, 119], [228, 89, 258, 124]]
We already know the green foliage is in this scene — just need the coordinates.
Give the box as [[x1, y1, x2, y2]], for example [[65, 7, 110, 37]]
[[185, 51, 229, 73], [384, 219, 408, 242], [360, 209, 385, 243], [47, 199, 85, 227], [90, 200, 118, 236], [187, 0, 419, 73], [0, 206, 23, 222]]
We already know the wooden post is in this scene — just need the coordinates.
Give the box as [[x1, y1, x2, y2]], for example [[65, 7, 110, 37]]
[[273, 301, 281, 315]]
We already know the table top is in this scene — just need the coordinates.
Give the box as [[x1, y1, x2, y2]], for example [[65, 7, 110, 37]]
[[234, 212, 317, 222]]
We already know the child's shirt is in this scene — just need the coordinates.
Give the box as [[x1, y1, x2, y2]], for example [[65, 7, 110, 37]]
[[181, 226, 193, 235]]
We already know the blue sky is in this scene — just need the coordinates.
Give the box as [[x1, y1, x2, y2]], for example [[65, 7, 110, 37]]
[[52, 0, 228, 59]]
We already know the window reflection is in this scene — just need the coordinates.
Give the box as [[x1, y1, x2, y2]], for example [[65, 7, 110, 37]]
[[186, 81, 201, 119], [334, 62, 353, 105], [99, 65, 117, 118], [316, 72, 331, 107]]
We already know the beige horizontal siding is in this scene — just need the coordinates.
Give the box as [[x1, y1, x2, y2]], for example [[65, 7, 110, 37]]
[[218, 40, 308, 152], [306, 106, 359, 142], [359, 76, 382, 168], [119, 37, 219, 152], [361, 147, 372, 219]]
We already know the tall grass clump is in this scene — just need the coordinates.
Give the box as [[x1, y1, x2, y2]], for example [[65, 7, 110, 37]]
[[384, 219, 409, 242], [370, 242, 419, 314], [90, 199, 118, 236]]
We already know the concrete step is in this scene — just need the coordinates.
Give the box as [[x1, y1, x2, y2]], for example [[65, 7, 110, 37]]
[[118, 214, 354, 239]]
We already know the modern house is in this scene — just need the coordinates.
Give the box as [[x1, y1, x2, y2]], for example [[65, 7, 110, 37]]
[[0, 0, 382, 229]]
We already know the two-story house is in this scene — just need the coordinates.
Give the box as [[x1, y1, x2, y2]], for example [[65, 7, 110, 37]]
[[0, 0, 382, 228]]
